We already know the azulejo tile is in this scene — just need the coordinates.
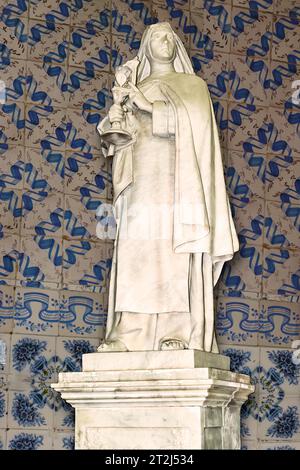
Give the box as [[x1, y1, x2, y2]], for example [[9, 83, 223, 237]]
[[195, 52, 230, 90], [26, 61, 69, 108], [260, 347, 300, 397], [10, 333, 55, 378], [28, 0, 71, 21], [21, 192, 64, 236], [0, 235, 20, 285], [262, 247, 299, 302], [272, 13, 300, 63], [265, 154, 299, 202], [112, 0, 154, 38], [229, 54, 270, 106], [269, 106, 299, 156], [191, 5, 231, 54], [24, 147, 64, 195], [69, 29, 111, 71], [59, 290, 106, 338], [227, 150, 264, 203], [265, 201, 299, 250], [67, 108, 102, 152], [68, 69, 112, 113], [52, 431, 75, 450], [231, 8, 272, 57], [18, 236, 63, 289], [28, 21, 69, 66], [216, 296, 259, 346], [0, 188, 21, 235], [1, 59, 27, 102], [7, 388, 54, 430], [71, 0, 111, 26], [24, 107, 68, 149], [257, 397, 300, 441], [62, 239, 110, 293], [227, 105, 269, 152], [0, 285, 15, 333], [273, 0, 298, 16], [231, 197, 264, 239], [217, 246, 263, 299], [0, 104, 25, 146], [6, 429, 52, 450], [0, 17, 28, 60], [14, 287, 60, 336], [259, 299, 300, 348], [64, 195, 106, 242], [65, 152, 111, 201]]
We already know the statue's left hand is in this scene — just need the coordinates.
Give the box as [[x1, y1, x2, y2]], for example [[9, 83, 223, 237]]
[[125, 83, 153, 114]]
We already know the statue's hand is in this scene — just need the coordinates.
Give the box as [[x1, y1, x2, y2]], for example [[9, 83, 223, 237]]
[[108, 103, 124, 124], [126, 82, 153, 114]]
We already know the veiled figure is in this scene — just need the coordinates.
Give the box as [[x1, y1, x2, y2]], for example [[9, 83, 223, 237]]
[[97, 23, 239, 353]]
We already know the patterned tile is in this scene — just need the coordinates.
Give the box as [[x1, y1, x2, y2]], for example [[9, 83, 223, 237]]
[[265, 201, 299, 250], [191, 5, 231, 54], [231, 9, 272, 57], [14, 287, 60, 336], [52, 431, 75, 450], [24, 146, 64, 195], [6, 429, 52, 450], [216, 296, 260, 346], [263, 245, 299, 301], [0, 17, 28, 61], [0, 235, 20, 285], [26, 61, 69, 108], [17, 236, 62, 289], [260, 346, 300, 396], [62, 239, 110, 293], [71, 0, 111, 26], [257, 397, 300, 441], [0, 285, 15, 334], [59, 290, 106, 338], [28, 21, 70, 65], [259, 299, 300, 348]]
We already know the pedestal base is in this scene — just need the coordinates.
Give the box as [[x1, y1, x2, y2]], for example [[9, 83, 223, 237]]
[[52, 350, 254, 450]]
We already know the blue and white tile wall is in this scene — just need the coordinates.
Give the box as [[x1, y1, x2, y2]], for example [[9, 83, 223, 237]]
[[0, 0, 299, 450]]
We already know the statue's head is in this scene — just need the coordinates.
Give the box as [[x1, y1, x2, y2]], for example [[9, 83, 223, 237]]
[[136, 22, 194, 82], [146, 22, 176, 64]]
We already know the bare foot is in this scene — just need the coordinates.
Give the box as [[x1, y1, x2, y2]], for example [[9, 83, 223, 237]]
[[159, 338, 186, 350], [97, 339, 128, 352]]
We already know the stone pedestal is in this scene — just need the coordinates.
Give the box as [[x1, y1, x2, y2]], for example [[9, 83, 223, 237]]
[[51, 350, 254, 450]]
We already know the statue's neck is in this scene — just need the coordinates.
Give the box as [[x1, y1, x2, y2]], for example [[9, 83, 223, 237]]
[[149, 61, 175, 76]]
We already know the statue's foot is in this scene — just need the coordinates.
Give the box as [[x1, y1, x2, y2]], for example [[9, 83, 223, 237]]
[[97, 339, 128, 352], [159, 338, 187, 351]]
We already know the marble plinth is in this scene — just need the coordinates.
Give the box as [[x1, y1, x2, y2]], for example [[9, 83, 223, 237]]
[[51, 350, 254, 450]]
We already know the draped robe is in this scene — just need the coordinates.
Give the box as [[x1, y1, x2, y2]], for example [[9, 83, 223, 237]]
[[98, 71, 239, 350]]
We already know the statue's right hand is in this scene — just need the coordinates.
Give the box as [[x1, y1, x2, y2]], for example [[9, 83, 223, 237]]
[[108, 104, 124, 124]]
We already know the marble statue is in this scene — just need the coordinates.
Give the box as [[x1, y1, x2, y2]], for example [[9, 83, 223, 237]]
[[97, 22, 239, 353]]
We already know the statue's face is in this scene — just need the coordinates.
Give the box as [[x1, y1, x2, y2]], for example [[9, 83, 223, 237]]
[[149, 28, 176, 62]]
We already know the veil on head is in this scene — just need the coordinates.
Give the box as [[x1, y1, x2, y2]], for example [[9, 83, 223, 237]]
[[135, 22, 195, 83]]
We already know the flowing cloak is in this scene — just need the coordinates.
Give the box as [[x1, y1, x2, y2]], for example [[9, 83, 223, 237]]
[[98, 72, 239, 339]]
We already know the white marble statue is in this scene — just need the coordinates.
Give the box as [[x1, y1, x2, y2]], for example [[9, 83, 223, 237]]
[[97, 22, 239, 353]]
